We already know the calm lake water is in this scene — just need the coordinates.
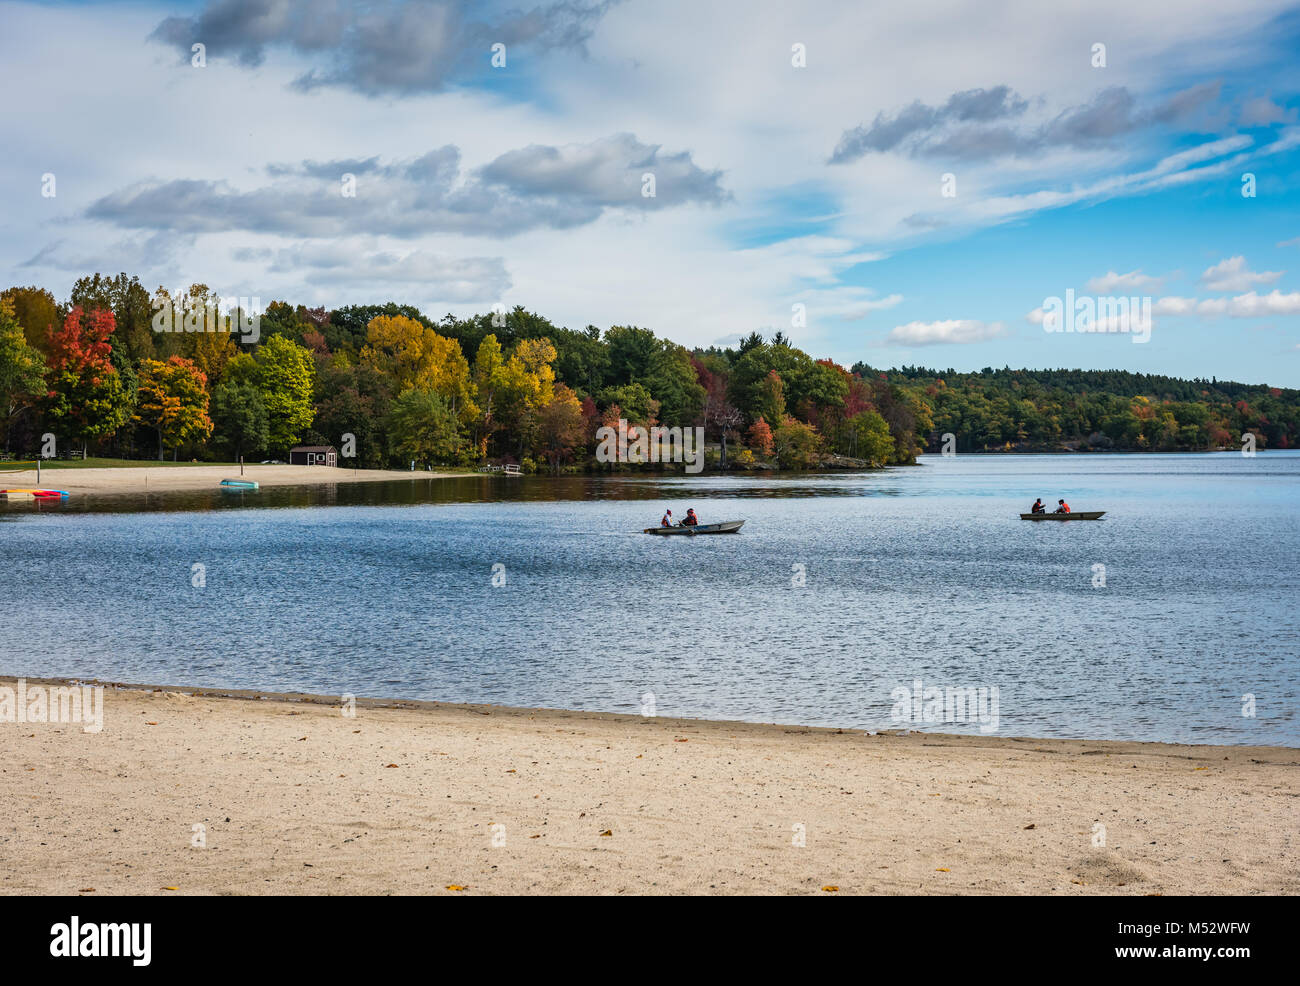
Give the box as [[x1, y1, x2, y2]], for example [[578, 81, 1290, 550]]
[[3, 453, 1297, 745]]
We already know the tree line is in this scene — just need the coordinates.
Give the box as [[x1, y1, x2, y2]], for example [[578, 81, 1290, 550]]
[[1, 273, 1295, 471]]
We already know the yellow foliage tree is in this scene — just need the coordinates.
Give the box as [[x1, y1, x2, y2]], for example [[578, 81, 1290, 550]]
[[361, 314, 476, 422]]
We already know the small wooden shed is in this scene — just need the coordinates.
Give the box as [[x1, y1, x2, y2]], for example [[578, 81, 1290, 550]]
[[289, 445, 337, 466]]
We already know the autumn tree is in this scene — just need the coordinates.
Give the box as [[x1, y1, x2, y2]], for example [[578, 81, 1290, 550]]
[[773, 415, 821, 469], [133, 357, 213, 460], [535, 383, 586, 472], [496, 337, 557, 458], [70, 273, 156, 370], [746, 417, 774, 457], [45, 307, 133, 456], [1, 285, 59, 354], [0, 296, 46, 452], [472, 333, 506, 455]]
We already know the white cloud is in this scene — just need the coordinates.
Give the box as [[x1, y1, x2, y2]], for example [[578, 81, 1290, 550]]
[[240, 243, 512, 301], [887, 319, 1008, 345], [1195, 290, 1300, 317], [1086, 269, 1163, 293], [1153, 296, 1197, 315], [1131, 291, 1300, 318], [1200, 256, 1284, 291]]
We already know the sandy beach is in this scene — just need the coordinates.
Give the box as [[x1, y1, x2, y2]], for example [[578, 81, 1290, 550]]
[[1, 464, 465, 496], [2, 678, 1296, 896]]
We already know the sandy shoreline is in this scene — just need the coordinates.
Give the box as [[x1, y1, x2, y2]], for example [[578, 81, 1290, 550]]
[[2, 676, 1296, 896], [0, 464, 465, 496]]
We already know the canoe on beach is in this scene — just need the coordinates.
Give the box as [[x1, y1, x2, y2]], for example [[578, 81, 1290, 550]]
[[1020, 511, 1105, 520], [643, 520, 745, 535], [220, 479, 259, 490], [0, 488, 68, 499]]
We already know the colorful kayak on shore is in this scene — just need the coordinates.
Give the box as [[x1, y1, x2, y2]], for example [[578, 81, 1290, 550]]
[[0, 488, 69, 499], [643, 520, 745, 535], [220, 479, 259, 490], [1020, 511, 1105, 520]]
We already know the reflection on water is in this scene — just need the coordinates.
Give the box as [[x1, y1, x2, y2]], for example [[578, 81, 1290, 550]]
[[2, 452, 1297, 746], [3, 471, 915, 514]]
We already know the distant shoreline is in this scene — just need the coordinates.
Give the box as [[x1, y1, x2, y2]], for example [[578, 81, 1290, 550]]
[[3, 675, 1295, 895]]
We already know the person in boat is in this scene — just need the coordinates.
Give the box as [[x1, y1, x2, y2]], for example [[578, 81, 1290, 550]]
[[660, 509, 674, 527], [1030, 498, 1045, 514], [1055, 499, 1070, 514], [681, 508, 699, 527]]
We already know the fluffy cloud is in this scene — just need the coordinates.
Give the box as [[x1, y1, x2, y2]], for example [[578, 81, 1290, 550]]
[[830, 83, 1220, 163], [86, 135, 727, 239], [1031, 290, 1300, 322], [1086, 269, 1163, 293], [1200, 256, 1283, 291], [1195, 289, 1300, 317], [1240, 95, 1297, 127], [150, 0, 615, 96], [232, 242, 510, 299], [887, 319, 1008, 345]]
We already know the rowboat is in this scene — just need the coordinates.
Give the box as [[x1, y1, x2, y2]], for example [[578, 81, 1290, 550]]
[[1020, 511, 1105, 521], [0, 488, 68, 499], [220, 479, 259, 490], [643, 520, 745, 535]]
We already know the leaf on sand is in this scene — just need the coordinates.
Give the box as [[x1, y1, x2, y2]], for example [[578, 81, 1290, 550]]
[[1023, 823, 1036, 830], [599, 830, 613, 837], [161, 886, 179, 891], [145, 722, 158, 726], [936, 868, 950, 872], [79, 888, 95, 893], [384, 763, 399, 768], [446, 885, 467, 891], [821, 885, 839, 892]]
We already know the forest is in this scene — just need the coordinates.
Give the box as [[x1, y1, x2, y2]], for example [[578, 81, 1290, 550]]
[[2, 273, 1296, 472]]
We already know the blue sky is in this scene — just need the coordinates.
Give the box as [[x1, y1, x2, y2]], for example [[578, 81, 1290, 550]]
[[1, 0, 1298, 384]]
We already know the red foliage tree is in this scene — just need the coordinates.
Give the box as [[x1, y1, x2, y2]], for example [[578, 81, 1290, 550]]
[[747, 418, 774, 456], [48, 306, 116, 379]]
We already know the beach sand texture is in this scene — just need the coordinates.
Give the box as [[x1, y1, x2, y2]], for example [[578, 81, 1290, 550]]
[[0, 464, 464, 496], [2, 680, 1296, 895]]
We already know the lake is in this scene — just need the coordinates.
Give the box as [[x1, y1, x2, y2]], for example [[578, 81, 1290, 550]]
[[2, 452, 1297, 745]]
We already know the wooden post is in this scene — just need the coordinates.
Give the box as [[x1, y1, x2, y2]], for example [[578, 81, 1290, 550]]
[[37, 458, 41, 484], [240, 455, 244, 476]]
